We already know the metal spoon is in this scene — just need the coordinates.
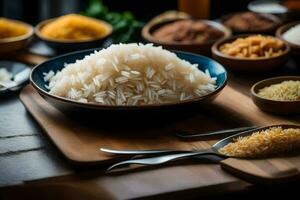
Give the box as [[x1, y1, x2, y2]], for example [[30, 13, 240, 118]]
[[106, 145, 224, 172], [100, 148, 191, 156], [106, 124, 299, 172]]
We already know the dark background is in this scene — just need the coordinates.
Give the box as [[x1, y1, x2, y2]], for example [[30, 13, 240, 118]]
[[0, 0, 253, 24]]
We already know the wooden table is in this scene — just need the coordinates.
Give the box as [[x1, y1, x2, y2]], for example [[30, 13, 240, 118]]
[[0, 51, 300, 199]]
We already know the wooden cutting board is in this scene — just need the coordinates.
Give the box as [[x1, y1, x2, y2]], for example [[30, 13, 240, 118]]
[[20, 84, 300, 184], [19, 85, 226, 164]]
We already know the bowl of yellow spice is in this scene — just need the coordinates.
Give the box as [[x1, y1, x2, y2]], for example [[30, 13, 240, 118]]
[[35, 14, 113, 52], [251, 76, 300, 114], [0, 18, 34, 54]]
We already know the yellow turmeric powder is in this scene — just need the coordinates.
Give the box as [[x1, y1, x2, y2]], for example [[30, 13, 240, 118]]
[[0, 18, 28, 39], [40, 14, 110, 41]]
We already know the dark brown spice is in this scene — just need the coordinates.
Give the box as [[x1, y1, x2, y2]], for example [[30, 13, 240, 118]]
[[223, 12, 275, 32], [152, 19, 224, 43]]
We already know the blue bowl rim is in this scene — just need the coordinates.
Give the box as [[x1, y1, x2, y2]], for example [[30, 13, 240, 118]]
[[30, 48, 227, 109]]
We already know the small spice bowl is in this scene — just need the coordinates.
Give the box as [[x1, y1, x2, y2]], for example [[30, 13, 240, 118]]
[[221, 12, 281, 34], [251, 76, 300, 115], [276, 21, 300, 56], [35, 18, 113, 53], [0, 20, 34, 54], [211, 34, 290, 72], [142, 18, 231, 56]]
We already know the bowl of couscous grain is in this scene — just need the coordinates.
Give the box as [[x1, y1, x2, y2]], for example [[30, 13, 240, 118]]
[[251, 76, 300, 114], [0, 18, 34, 54], [35, 14, 113, 52]]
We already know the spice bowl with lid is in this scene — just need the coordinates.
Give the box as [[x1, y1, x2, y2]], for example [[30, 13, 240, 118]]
[[251, 76, 300, 115]]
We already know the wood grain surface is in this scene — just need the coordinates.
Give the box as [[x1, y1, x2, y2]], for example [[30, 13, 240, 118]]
[[20, 82, 300, 184], [1, 51, 299, 199], [0, 93, 72, 188], [20, 85, 226, 164]]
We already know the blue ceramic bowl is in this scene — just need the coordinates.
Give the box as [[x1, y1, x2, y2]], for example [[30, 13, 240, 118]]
[[31, 49, 227, 115]]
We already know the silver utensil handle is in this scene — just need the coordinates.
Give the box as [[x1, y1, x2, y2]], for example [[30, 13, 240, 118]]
[[106, 150, 216, 172], [176, 126, 257, 138], [100, 148, 190, 155]]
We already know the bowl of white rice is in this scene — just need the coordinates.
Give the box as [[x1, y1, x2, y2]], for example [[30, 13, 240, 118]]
[[30, 43, 227, 116], [276, 21, 300, 56]]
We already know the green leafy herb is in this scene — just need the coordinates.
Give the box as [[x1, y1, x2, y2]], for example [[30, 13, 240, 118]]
[[84, 0, 143, 43]]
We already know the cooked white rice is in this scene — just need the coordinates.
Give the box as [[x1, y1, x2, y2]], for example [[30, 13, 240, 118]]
[[0, 68, 12, 82], [44, 43, 217, 105], [283, 24, 300, 46]]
